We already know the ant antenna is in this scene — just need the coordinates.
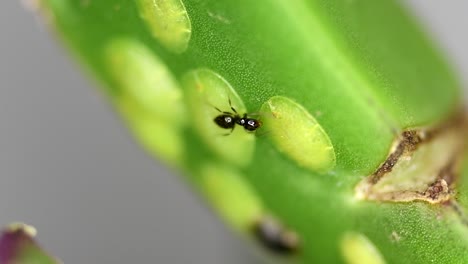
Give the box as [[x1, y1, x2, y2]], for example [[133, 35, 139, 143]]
[[210, 103, 231, 115]]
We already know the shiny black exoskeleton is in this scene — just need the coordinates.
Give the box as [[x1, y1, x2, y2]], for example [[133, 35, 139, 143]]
[[213, 98, 262, 134]]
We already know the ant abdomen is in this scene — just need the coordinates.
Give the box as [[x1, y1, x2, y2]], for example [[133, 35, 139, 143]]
[[214, 114, 236, 129]]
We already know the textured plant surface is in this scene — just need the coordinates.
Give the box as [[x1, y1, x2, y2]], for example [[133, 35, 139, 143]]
[[34, 0, 467, 263]]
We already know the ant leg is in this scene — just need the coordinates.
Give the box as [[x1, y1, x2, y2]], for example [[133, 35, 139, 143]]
[[205, 100, 229, 114], [221, 127, 235, 136], [228, 96, 238, 113], [214, 106, 231, 115]]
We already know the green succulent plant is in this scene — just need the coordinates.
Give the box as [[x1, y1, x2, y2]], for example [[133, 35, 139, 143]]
[[34, 0, 467, 263]]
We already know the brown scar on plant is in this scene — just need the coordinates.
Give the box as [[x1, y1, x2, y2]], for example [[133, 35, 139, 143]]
[[355, 110, 468, 205]]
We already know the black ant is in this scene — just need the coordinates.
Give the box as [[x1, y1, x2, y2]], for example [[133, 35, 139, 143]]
[[213, 98, 262, 134]]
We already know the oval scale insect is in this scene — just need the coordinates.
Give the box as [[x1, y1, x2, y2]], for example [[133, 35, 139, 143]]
[[213, 98, 262, 134]]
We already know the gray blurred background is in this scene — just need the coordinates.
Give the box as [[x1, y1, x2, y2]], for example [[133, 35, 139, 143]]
[[0, 1, 466, 263]]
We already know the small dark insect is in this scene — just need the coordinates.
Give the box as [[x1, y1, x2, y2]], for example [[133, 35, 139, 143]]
[[213, 98, 262, 134], [252, 215, 300, 255]]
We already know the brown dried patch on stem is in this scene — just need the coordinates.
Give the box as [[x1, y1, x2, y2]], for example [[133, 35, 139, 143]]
[[356, 111, 467, 204], [370, 130, 425, 184]]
